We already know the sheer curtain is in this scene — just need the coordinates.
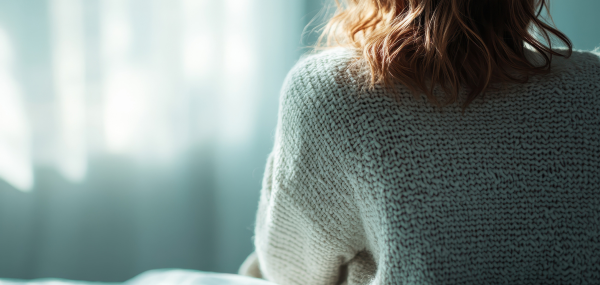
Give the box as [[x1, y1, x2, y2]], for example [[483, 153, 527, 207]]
[[0, 0, 309, 281]]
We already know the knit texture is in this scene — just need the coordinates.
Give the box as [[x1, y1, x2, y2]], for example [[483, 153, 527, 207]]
[[253, 48, 600, 285]]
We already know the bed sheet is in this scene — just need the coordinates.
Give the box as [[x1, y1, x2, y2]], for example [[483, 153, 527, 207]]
[[0, 269, 276, 285]]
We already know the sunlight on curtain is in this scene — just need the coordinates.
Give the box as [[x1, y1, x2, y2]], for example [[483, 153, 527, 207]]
[[0, 27, 33, 191], [101, 0, 152, 155], [182, 0, 218, 82], [220, 0, 259, 145], [36, 0, 263, 180], [49, 0, 87, 182], [0, 0, 269, 188], [181, 0, 219, 144]]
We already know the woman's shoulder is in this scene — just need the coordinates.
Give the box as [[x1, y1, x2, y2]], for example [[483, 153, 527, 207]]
[[571, 48, 600, 63], [517, 48, 600, 101], [281, 48, 359, 99], [542, 49, 600, 81], [295, 47, 358, 73], [277, 48, 371, 137]]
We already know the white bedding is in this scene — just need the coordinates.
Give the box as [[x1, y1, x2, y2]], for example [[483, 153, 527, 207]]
[[0, 269, 276, 285]]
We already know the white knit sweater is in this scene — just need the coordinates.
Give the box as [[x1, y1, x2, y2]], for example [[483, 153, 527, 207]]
[[249, 48, 600, 285]]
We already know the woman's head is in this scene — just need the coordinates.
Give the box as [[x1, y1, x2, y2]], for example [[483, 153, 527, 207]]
[[319, 0, 572, 110]]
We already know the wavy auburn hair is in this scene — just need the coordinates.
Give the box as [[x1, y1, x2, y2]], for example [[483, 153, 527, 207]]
[[318, 0, 573, 111]]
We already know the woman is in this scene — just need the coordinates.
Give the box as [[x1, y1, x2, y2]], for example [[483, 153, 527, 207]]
[[242, 0, 600, 284]]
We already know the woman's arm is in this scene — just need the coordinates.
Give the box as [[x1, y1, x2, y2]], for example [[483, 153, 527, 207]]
[[239, 252, 262, 278], [254, 151, 358, 285], [252, 58, 367, 284]]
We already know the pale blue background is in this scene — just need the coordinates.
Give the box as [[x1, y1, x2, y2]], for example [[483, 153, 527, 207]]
[[551, 0, 600, 51], [0, 0, 597, 283]]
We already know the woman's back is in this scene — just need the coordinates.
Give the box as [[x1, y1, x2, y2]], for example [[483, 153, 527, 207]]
[[252, 48, 600, 284]]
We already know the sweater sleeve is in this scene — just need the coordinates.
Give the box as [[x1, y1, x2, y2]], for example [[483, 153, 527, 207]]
[[253, 56, 366, 285]]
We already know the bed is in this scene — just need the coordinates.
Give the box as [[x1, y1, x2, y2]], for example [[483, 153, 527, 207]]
[[0, 269, 275, 285]]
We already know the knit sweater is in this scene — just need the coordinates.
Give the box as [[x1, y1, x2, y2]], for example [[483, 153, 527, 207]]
[[251, 48, 600, 285]]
